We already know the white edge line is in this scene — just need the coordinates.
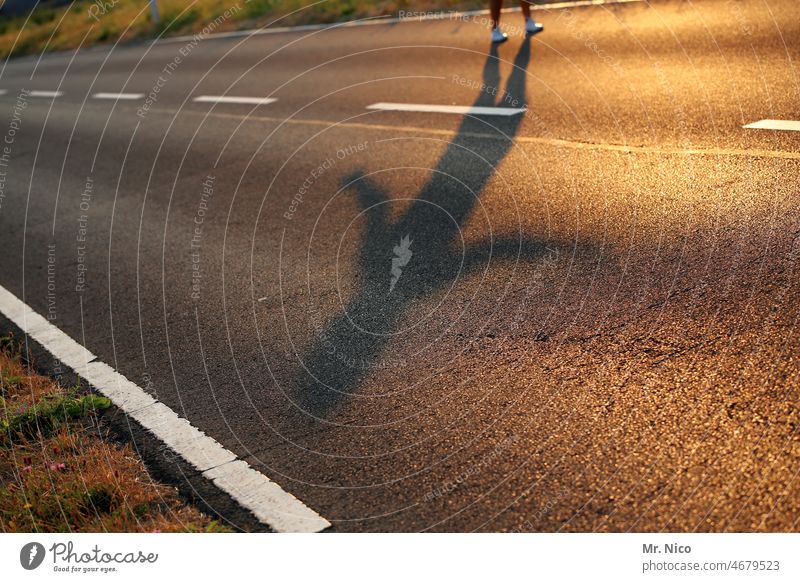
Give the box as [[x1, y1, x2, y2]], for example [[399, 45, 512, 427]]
[[0, 283, 330, 533], [367, 102, 526, 116], [193, 95, 278, 105], [28, 90, 63, 97], [743, 119, 800, 132], [158, 0, 644, 44], [92, 92, 146, 100]]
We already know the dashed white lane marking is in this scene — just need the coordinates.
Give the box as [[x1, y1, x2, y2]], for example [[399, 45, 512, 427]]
[[193, 95, 278, 105], [29, 90, 63, 98], [0, 283, 330, 533], [367, 102, 526, 116], [92, 92, 145, 100], [744, 119, 800, 132], [0, 89, 7, 95]]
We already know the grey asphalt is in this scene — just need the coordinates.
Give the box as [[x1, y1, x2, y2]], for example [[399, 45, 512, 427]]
[[1, 0, 799, 532]]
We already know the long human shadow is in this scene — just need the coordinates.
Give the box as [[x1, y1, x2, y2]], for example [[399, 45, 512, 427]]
[[295, 37, 564, 418]]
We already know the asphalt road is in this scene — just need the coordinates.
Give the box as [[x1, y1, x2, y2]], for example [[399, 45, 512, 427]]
[[1, 0, 799, 532]]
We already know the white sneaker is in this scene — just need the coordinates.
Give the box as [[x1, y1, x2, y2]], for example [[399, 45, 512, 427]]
[[491, 28, 508, 43], [525, 18, 544, 34]]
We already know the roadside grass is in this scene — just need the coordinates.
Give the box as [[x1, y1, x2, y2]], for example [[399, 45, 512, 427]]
[[0, 0, 488, 59], [0, 334, 228, 532]]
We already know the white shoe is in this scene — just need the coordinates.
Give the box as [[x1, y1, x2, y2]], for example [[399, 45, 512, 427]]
[[525, 18, 544, 34], [491, 28, 508, 43]]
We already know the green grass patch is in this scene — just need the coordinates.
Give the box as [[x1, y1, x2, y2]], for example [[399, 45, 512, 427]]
[[1, 392, 111, 445]]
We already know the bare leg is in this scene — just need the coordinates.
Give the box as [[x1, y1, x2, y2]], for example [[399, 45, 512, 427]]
[[520, 0, 531, 20], [520, 0, 544, 33], [491, 0, 503, 29]]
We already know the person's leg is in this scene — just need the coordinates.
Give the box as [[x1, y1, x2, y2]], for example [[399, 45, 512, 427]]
[[520, 0, 531, 20], [520, 0, 544, 34], [491, 0, 503, 30]]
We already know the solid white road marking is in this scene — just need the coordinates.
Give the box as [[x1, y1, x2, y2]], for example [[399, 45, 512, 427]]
[[193, 95, 278, 105], [92, 92, 145, 100], [367, 102, 526, 116], [0, 283, 330, 533], [743, 119, 800, 132], [29, 90, 63, 98]]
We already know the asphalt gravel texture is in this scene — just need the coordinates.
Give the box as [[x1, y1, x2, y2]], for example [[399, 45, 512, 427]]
[[0, 0, 799, 531]]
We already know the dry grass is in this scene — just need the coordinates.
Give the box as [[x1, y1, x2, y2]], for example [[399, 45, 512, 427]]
[[0, 335, 227, 533], [0, 0, 488, 59]]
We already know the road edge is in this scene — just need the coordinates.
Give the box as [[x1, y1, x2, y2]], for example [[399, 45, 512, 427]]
[[157, 0, 646, 45]]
